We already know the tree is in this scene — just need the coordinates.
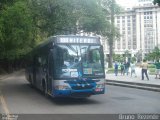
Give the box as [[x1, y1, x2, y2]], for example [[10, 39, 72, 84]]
[[146, 47, 160, 61], [113, 54, 124, 62], [0, 0, 115, 72], [153, 0, 160, 6], [0, 1, 35, 71], [100, 0, 122, 68], [27, 0, 109, 37]]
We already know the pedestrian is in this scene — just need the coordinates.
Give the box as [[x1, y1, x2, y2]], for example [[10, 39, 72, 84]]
[[141, 59, 149, 80], [124, 61, 130, 75], [130, 61, 137, 77], [154, 60, 160, 79], [114, 61, 119, 76], [120, 62, 125, 75]]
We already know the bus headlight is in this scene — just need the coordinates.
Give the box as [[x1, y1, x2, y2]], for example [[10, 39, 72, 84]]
[[95, 84, 105, 92], [55, 85, 70, 90], [96, 84, 105, 88]]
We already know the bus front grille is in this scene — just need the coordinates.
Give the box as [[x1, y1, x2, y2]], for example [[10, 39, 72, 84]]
[[71, 85, 93, 90], [71, 92, 91, 98]]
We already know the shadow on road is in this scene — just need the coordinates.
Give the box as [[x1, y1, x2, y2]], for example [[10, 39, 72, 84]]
[[25, 84, 101, 106]]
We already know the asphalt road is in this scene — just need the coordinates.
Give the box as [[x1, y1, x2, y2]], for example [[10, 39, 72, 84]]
[[0, 71, 160, 115]]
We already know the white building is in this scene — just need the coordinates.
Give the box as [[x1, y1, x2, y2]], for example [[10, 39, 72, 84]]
[[103, 0, 160, 59]]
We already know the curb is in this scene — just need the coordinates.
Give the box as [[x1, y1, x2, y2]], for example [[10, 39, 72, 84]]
[[106, 79, 160, 92]]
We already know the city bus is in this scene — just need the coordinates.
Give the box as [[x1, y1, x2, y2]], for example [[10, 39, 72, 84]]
[[25, 35, 105, 98]]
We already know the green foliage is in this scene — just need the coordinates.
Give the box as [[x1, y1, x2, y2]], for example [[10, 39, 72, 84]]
[[131, 57, 136, 63], [78, 0, 109, 34], [27, 0, 110, 36], [106, 66, 121, 73], [0, 0, 122, 71], [0, 1, 34, 60], [148, 68, 156, 75], [148, 64, 156, 68], [153, 0, 160, 6], [113, 54, 125, 62], [0, 0, 111, 61], [146, 47, 160, 61], [106, 68, 114, 73]]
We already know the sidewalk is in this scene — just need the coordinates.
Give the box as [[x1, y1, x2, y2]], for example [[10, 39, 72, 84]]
[[0, 70, 24, 80], [105, 67, 160, 92], [0, 73, 10, 80]]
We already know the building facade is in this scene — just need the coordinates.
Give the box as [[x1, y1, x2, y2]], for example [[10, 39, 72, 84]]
[[103, 0, 160, 59]]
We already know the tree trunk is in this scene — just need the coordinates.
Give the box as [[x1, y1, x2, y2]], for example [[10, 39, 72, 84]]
[[108, 41, 113, 68], [108, 0, 115, 68]]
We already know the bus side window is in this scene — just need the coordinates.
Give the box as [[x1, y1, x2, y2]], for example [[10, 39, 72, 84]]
[[34, 56, 40, 67]]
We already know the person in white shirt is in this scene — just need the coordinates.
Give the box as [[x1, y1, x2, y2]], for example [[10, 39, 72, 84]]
[[130, 62, 137, 77]]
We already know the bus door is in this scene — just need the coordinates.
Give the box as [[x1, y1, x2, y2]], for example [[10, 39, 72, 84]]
[[33, 56, 37, 86], [47, 52, 54, 93], [34, 56, 42, 89]]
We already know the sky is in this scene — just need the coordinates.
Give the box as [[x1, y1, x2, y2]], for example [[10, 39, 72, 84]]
[[116, 0, 138, 8]]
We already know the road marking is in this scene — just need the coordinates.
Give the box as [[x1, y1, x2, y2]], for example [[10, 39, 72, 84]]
[[0, 90, 10, 115]]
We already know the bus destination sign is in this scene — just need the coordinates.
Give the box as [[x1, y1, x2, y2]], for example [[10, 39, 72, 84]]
[[57, 37, 100, 44]]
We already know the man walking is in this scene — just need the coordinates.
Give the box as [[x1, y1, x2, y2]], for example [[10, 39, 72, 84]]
[[141, 59, 149, 80], [120, 62, 125, 75], [124, 61, 130, 75], [114, 61, 119, 76], [154, 60, 160, 79]]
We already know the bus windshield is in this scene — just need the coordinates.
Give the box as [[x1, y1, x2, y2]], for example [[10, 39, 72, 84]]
[[55, 44, 104, 79]]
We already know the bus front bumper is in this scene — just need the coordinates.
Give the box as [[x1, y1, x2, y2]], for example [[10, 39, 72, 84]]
[[52, 88, 105, 98]]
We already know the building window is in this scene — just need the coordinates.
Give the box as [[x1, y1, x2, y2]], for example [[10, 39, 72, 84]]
[[128, 31, 131, 34], [117, 20, 120, 23]]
